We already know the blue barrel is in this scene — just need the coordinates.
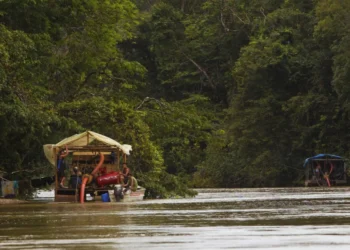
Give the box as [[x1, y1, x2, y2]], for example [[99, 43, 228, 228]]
[[101, 193, 110, 202]]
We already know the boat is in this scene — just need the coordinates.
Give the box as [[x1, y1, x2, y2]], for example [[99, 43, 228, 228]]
[[43, 131, 145, 203], [303, 154, 347, 187], [108, 186, 145, 202]]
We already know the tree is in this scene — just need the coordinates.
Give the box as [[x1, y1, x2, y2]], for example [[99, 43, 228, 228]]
[[0, 24, 58, 178], [200, 1, 318, 187]]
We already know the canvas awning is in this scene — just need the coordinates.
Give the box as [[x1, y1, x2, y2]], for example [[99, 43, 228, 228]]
[[303, 154, 342, 168], [43, 131, 132, 165]]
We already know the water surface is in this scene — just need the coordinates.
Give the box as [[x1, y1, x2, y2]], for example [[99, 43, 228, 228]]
[[1, 187, 350, 249]]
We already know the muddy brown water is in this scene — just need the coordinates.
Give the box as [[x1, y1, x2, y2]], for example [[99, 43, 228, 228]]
[[1, 187, 350, 249]]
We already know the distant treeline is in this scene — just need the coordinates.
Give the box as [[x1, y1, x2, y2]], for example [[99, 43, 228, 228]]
[[1, 0, 349, 195]]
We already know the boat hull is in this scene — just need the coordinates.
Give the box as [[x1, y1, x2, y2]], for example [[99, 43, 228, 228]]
[[108, 187, 145, 202]]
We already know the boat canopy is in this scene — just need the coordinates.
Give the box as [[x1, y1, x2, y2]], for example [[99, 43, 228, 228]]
[[303, 154, 342, 168], [43, 131, 132, 165]]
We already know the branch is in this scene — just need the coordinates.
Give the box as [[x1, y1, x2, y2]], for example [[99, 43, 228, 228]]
[[229, 7, 250, 25], [10, 169, 38, 174], [220, 0, 229, 32], [75, 58, 116, 96], [260, 7, 266, 25], [135, 96, 150, 110], [184, 54, 216, 89], [135, 97, 170, 118], [220, 12, 230, 32]]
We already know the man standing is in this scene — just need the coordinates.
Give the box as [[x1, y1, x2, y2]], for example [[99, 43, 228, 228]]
[[57, 145, 69, 188]]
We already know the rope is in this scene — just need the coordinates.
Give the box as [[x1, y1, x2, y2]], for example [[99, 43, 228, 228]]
[[280, 163, 305, 173]]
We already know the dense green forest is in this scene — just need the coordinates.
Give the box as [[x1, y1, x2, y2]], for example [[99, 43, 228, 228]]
[[1, 0, 350, 196]]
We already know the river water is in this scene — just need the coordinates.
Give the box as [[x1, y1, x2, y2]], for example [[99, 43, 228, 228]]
[[1, 187, 350, 249]]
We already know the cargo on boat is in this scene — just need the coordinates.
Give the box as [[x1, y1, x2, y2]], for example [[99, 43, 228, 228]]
[[43, 131, 144, 203], [304, 154, 347, 187]]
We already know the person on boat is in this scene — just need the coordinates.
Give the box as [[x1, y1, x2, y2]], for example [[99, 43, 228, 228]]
[[110, 151, 116, 164], [122, 163, 130, 185], [315, 164, 321, 180], [57, 145, 69, 188], [69, 166, 82, 188], [123, 173, 138, 194]]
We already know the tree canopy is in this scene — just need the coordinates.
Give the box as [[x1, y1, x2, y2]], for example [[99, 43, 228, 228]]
[[1, 0, 349, 195]]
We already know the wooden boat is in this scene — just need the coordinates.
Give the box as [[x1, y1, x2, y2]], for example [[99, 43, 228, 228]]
[[304, 154, 347, 187], [108, 186, 146, 202], [43, 131, 144, 203]]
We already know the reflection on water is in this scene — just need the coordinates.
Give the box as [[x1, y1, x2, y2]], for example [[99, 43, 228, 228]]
[[1, 187, 350, 249]]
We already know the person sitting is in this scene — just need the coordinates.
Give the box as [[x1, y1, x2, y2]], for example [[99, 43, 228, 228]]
[[122, 163, 130, 185], [123, 173, 138, 194]]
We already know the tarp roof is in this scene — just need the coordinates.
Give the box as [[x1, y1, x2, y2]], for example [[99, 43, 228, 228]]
[[303, 154, 342, 168], [43, 131, 132, 165]]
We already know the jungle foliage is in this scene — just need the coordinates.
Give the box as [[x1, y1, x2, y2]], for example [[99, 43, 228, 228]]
[[1, 0, 350, 196]]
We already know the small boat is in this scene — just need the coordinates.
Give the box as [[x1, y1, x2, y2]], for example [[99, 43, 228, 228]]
[[43, 131, 145, 203], [123, 187, 146, 202], [304, 154, 347, 187], [108, 186, 146, 202]]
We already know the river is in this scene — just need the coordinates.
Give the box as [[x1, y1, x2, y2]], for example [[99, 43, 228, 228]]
[[1, 187, 350, 249]]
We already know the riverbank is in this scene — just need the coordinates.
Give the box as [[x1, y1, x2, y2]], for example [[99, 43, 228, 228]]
[[0, 198, 27, 204], [0, 190, 55, 204]]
